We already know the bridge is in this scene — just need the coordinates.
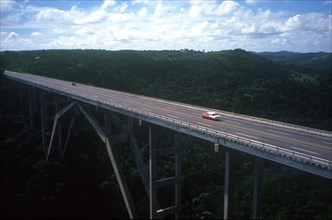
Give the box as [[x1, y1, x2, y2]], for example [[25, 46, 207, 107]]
[[3, 70, 332, 219]]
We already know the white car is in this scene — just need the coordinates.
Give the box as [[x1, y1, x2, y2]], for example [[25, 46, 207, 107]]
[[202, 111, 222, 121]]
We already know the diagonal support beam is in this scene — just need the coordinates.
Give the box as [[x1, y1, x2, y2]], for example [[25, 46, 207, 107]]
[[46, 101, 77, 161], [76, 104, 137, 219], [111, 115, 151, 197], [61, 117, 75, 160], [46, 102, 137, 219], [110, 115, 162, 211]]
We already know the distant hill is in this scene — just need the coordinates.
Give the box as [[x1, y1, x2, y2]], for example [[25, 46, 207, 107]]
[[258, 51, 332, 72]]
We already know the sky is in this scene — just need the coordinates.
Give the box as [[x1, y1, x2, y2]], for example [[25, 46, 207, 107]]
[[1, 0, 331, 52]]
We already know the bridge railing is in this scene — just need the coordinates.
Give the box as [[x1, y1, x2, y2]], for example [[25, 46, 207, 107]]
[[82, 94, 331, 171], [142, 97, 332, 138], [99, 84, 332, 138]]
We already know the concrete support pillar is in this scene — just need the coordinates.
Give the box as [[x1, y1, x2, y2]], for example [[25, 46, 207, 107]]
[[28, 87, 35, 128], [149, 126, 158, 219], [19, 85, 24, 113], [104, 111, 111, 138], [253, 157, 263, 218], [55, 95, 59, 112], [40, 90, 48, 155], [57, 121, 63, 158], [224, 149, 235, 219], [175, 133, 182, 219]]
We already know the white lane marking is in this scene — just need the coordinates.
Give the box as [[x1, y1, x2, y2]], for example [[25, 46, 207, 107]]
[[197, 122, 212, 127], [291, 147, 319, 155], [267, 129, 291, 136], [237, 132, 258, 140], [165, 114, 180, 119], [164, 106, 177, 111], [230, 121, 242, 125]]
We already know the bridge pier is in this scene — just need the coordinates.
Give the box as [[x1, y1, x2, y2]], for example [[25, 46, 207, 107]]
[[39, 90, 48, 155], [253, 157, 263, 218], [149, 126, 182, 219], [223, 149, 235, 219], [149, 126, 157, 219], [19, 84, 24, 113], [28, 87, 35, 128]]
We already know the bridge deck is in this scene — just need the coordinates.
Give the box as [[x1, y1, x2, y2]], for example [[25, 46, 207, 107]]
[[3, 70, 332, 179]]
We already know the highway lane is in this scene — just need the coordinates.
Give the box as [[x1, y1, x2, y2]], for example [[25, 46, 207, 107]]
[[77, 82, 332, 160], [4, 71, 332, 162]]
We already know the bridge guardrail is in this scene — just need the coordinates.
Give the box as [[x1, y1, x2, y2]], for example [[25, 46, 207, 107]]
[[90, 95, 331, 171], [140, 96, 332, 138]]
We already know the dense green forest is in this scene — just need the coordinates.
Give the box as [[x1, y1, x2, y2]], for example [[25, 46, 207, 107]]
[[259, 51, 332, 73], [0, 49, 331, 219]]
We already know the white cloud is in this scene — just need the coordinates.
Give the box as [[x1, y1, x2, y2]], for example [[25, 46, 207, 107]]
[[7, 31, 18, 39], [53, 28, 64, 34], [0, 0, 16, 12], [101, 0, 116, 10], [31, 32, 42, 37], [114, 2, 128, 13], [215, 1, 241, 15], [188, 0, 240, 17], [35, 6, 76, 25], [2, 31, 34, 50], [191, 21, 209, 37], [246, 0, 259, 4], [153, 2, 163, 17], [137, 7, 148, 17], [75, 27, 94, 36], [75, 9, 108, 24], [0, 0, 331, 52]]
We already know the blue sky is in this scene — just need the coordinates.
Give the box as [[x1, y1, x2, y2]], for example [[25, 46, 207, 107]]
[[1, 0, 331, 52]]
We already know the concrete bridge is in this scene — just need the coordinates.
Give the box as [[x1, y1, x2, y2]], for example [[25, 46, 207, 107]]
[[3, 70, 332, 219]]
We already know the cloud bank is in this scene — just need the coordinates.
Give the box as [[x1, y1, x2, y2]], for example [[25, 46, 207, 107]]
[[1, 0, 331, 52]]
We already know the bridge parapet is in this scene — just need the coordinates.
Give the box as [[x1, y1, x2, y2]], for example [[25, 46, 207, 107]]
[[71, 93, 331, 178]]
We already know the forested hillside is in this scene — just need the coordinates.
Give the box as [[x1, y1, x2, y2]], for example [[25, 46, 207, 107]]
[[258, 51, 332, 72], [0, 49, 331, 219]]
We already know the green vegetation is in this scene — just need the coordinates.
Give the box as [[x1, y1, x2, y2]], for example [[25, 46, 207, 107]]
[[0, 49, 331, 219], [1, 49, 331, 130], [259, 51, 332, 73]]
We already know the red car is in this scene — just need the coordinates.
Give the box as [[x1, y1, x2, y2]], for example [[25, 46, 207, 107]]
[[202, 111, 222, 121]]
